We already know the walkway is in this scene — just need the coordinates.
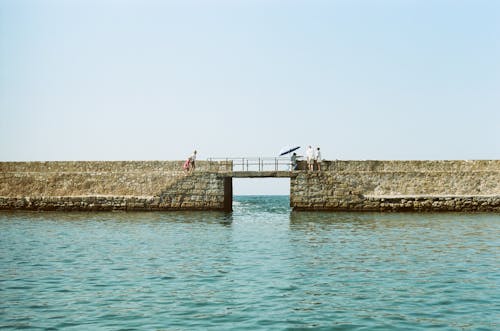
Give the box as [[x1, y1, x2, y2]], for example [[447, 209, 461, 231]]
[[208, 157, 296, 178], [231, 171, 293, 178]]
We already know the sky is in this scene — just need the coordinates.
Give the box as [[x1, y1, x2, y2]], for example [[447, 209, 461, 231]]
[[1, 0, 499, 194]]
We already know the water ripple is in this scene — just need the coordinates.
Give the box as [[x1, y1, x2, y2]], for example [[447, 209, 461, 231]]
[[1, 198, 499, 330]]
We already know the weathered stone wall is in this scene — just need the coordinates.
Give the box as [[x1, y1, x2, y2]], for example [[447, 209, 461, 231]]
[[291, 160, 500, 212], [2, 159, 499, 212], [0, 161, 232, 211]]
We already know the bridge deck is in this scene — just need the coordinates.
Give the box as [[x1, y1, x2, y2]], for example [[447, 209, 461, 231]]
[[230, 171, 293, 178]]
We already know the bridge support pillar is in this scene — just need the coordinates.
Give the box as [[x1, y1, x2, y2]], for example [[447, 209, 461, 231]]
[[223, 177, 233, 212]]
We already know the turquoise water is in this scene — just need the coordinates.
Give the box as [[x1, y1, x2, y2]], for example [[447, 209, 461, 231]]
[[1, 196, 499, 330]]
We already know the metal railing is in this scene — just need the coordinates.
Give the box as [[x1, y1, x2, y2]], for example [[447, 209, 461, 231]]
[[207, 157, 294, 172]]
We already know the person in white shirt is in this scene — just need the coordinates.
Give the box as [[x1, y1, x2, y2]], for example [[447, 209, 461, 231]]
[[306, 146, 314, 171], [314, 147, 322, 171], [189, 150, 197, 172]]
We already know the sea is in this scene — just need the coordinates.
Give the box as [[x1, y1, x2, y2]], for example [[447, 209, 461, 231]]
[[0, 196, 499, 330]]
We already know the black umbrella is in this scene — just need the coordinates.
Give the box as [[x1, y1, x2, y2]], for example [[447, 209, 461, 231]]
[[279, 146, 300, 156]]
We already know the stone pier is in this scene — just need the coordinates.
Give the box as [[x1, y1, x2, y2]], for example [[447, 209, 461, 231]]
[[0, 161, 233, 211], [1, 160, 499, 212], [290, 160, 500, 212]]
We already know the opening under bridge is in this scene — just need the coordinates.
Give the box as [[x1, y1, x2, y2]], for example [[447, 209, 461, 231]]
[[207, 157, 297, 178]]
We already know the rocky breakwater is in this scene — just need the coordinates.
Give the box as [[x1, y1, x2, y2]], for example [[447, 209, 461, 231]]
[[291, 160, 500, 212], [0, 161, 232, 211]]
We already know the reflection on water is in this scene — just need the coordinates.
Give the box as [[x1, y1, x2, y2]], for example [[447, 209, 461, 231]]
[[0, 210, 234, 226], [0, 196, 499, 330]]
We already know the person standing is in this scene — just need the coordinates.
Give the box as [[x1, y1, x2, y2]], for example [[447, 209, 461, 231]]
[[306, 146, 314, 171], [290, 152, 298, 170], [189, 150, 197, 172], [314, 147, 322, 171]]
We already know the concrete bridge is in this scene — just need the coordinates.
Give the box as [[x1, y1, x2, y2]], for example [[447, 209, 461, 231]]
[[232, 171, 291, 178], [1, 159, 499, 212], [207, 157, 295, 175]]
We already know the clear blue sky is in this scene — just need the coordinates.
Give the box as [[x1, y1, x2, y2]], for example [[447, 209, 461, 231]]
[[1, 0, 499, 194]]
